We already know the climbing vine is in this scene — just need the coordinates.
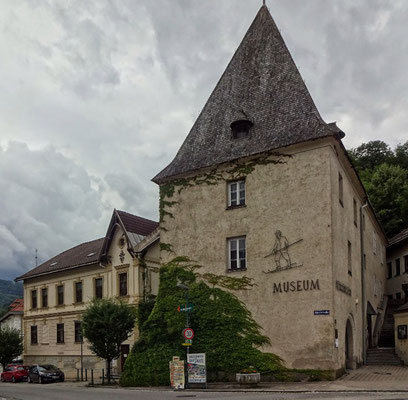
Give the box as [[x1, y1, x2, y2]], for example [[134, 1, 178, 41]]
[[159, 151, 290, 222]]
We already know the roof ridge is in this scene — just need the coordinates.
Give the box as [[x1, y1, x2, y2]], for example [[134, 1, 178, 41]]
[[116, 210, 158, 223]]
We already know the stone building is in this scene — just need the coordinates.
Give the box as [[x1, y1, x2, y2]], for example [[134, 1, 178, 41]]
[[153, 5, 387, 374], [16, 210, 160, 379]]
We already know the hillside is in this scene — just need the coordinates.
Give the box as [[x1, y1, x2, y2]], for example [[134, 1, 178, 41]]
[[0, 279, 23, 313]]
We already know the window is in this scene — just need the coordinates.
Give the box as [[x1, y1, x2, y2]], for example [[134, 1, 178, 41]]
[[57, 285, 64, 306], [396, 292, 402, 300], [353, 198, 357, 226], [228, 237, 246, 271], [404, 255, 408, 273], [119, 273, 128, 297], [74, 321, 82, 343], [228, 180, 245, 207], [347, 241, 352, 276], [231, 119, 253, 139], [387, 262, 393, 279], [31, 290, 37, 309], [373, 232, 377, 255], [31, 325, 38, 344], [396, 258, 401, 276], [338, 173, 343, 206], [95, 278, 103, 299], [388, 294, 393, 300], [41, 288, 48, 308], [56, 323, 64, 343], [75, 281, 83, 303]]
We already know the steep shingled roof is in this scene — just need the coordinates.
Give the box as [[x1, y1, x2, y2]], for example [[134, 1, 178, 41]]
[[153, 6, 343, 183], [116, 210, 159, 236], [388, 228, 408, 248]]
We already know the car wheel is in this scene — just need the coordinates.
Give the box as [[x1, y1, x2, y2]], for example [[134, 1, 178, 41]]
[[12, 376, 15, 383], [27, 376, 32, 383]]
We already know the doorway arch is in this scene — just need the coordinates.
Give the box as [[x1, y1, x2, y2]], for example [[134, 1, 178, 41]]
[[345, 318, 354, 369]]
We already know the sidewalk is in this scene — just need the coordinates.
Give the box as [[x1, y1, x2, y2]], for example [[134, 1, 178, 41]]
[[72, 365, 408, 393]]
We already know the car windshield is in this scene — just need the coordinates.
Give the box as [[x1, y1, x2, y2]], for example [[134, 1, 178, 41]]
[[39, 365, 57, 371], [17, 367, 25, 371]]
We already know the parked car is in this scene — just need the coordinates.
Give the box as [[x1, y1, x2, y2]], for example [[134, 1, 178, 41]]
[[27, 365, 65, 384], [1, 365, 28, 383]]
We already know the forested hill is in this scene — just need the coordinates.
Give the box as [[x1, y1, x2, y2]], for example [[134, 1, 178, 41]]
[[0, 279, 23, 313], [348, 140, 408, 238]]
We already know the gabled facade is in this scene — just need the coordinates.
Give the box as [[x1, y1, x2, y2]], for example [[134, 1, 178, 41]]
[[153, 5, 387, 374], [16, 210, 160, 379]]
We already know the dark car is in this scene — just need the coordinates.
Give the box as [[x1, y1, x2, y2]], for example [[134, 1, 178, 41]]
[[28, 365, 65, 384], [1, 365, 28, 382]]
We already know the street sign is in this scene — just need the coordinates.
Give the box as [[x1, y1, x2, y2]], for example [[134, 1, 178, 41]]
[[314, 310, 330, 315], [182, 341, 192, 346], [178, 303, 194, 313], [187, 353, 206, 384], [183, 328, 194, 339]]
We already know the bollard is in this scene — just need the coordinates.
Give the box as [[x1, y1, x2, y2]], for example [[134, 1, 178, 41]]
[[81, 367, 83, 382], [76, 369, 79, 382], [102, 369, 104, 385], [85, 368, 88, 382], [91, 369, 94, 385]]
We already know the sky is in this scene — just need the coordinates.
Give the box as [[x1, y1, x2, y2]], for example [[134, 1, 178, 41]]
[[0, 0, 407, 281]]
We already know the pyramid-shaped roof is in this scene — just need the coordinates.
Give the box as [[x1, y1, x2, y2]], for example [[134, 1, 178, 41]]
[[153, 6, 343, 184]]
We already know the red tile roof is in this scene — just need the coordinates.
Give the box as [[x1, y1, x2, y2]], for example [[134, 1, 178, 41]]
[[9, 298, 23, 312], [116, 210, 159, 236]]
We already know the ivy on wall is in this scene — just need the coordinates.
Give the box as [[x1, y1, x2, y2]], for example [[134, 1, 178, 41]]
[[159, 151, 290, 222], [120, 259, 283, 387]]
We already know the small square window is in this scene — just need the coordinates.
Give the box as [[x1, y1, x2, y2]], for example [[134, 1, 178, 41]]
[[228, 237, 246, 271], [228, 180, 245, 207]]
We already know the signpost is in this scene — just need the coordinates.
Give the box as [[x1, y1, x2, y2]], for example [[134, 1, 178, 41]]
[[314, 310, 330, 315], [183, 328, 194, 340]]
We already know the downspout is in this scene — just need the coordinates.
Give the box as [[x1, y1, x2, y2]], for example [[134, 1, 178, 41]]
[[360, 201, 368, 364]]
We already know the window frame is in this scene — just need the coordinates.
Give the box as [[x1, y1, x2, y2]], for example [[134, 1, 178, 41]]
[[31, 289, 38, 310], [227, 179, 246, 208], [94, 277, 103, 299], [396, 258, 401, 276], [75, 281, 83, 304], [338, 173, 344, 207], [74, 321, 83, 343], [118, 272, 128, 297], [227, 236, 247, 271], [353, 198, 358, 227], [31, 325, 38, 345], [41, 287, 48, 308], [56, 323, 64, 344], [56, 284, 64, 306]]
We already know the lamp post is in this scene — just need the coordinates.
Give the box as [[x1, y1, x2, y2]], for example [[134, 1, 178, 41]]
[[176, 282, 190, 389]]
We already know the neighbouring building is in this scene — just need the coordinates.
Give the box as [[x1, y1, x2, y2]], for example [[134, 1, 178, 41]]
[[384, 228, 408, 363], [15, 210, 160, 379], [152, 5, 388, 375], [0, 298, 24, 332]]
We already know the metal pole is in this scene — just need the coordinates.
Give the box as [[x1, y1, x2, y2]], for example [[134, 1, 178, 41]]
[[186, 289, 189, 389], [102, 369, 104, 385], [80, 339, 83, 381], [91, 369, 94, 385], [85, 368, 88, 381]]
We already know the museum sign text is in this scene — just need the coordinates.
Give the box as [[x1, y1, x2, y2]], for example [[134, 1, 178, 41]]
[[272, 279, 320, 294]]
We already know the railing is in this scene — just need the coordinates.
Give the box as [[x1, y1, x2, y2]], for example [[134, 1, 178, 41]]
[[75, 368, 120, 385]]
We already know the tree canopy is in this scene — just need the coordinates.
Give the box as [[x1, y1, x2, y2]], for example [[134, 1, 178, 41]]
[[120, 260, 282, 387], [348, 140, 408, 237], [82, 298, 137, 383], [0, 327, 23, 370]]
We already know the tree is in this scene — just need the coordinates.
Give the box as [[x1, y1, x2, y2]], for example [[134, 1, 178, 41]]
[[349, 140, 394, 171], [0, 327, 23, 370], [120, 260, 282, 387], [394, 141, 408, 171], [82, 298, 137, 383], [362, 163, 408, 237]]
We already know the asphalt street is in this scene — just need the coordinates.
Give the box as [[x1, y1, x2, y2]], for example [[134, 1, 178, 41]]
[[1, 383, 408, 400]]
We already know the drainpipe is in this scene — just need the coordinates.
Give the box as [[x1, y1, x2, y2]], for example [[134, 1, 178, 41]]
[[360, 201, 368, 364]]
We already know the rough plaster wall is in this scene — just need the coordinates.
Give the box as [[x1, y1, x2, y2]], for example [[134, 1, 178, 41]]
[[160, 142, 336, 370]]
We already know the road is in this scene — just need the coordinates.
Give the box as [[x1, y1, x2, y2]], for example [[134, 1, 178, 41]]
[[1, 383, 408, 400]]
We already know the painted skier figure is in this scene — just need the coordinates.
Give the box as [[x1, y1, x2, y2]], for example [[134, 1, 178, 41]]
[[273, 230, 291, 270]]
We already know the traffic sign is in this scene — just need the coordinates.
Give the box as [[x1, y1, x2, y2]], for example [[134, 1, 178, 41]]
[[178, 303, 194, 313], [183, 328, 194, 340]]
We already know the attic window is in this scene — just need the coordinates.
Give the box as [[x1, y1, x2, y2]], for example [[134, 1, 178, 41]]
[[87, 252, 96, 257], [50, 262, 58, 266], [231, 119, 253, 140]]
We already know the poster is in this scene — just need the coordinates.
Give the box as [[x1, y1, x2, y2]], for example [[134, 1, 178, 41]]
[[187, 353, 206, 384], [169, 357, 185, 389]]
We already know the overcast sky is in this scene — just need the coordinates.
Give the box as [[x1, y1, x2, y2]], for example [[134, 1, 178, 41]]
[[1, 0, 407, 281]]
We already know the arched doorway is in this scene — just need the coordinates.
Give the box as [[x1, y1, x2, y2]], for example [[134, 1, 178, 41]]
[[345, 319, 354, 369]]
